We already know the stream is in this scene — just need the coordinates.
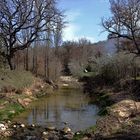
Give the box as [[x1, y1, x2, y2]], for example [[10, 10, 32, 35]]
[[14, 88, 99, 132]]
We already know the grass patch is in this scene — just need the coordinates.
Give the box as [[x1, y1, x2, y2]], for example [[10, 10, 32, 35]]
[[0, 69, 33, 90], [0, 103, 24, 121]]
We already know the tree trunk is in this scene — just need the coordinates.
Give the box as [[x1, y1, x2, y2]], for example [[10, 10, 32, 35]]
[[44, 47, 47, 77], [7, 56, 13, 70], [25, 48, 29, 71]]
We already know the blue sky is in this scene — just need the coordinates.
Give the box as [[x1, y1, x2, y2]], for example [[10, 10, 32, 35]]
[[58, 0, 111, 43]]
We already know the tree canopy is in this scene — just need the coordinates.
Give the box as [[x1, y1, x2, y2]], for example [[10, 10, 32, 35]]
[[0, 0, 63, 69]]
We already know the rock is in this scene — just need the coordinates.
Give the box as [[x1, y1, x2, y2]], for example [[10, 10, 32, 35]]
[[109, 100, 140, 118], [96, 100, 140, 136], [46, 126, 56, 131], [18, 98, 32, 107], [42, 131, 48, 135], [13, 125, 17, 128], [62, 127, 71, 134], [23, 89, 33, 96], [0, 124, 5, 127], [0, 123, 6, 131]]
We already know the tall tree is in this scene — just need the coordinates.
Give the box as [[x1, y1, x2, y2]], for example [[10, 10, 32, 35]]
[[102, 0, 140, 55], [0, 0, 62, 69]]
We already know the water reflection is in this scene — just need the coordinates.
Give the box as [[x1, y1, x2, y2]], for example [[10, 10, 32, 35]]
[[14, 89, 99, 132]]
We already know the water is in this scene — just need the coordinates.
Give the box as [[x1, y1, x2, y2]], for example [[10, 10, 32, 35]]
[[14, 88, 99, 132]]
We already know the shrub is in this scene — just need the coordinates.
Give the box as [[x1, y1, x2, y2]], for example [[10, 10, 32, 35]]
[[96, 53, 140, 84], [0, 69, 33, 90]]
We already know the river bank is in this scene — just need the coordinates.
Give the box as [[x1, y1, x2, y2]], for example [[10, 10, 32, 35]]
[[0, 70, 56, 122], [77, 75, 140, 140]]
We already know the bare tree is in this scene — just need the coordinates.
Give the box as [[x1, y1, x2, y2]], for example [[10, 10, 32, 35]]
[[102, 0, 140, 55], [0, 0, 62, 69]]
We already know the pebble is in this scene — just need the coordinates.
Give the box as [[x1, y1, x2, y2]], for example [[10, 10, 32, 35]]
[[0, 124, 5, 127], [31, 124, 35, 127], [63, 127, 71, 134], [76, 132, 80, 135], [20, 124, 25, 128], [13, 125, 17, 128], [0, 123, 6, 131], [42, 131, 48, 135], [7, 120, 11, 124]]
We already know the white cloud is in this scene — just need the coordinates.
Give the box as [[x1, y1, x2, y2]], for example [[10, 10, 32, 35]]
[[63, 24, 95, 43], [62, 10, 96, 43], [63, 23, 80, 41]]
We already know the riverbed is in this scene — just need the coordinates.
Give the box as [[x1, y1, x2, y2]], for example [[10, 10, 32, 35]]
[[14, 88, 99, 132]]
